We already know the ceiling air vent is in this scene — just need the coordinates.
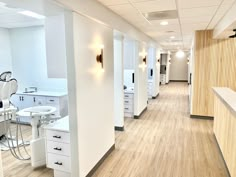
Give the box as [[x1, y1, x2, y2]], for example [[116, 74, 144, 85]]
[[144, 10, 178, 21]]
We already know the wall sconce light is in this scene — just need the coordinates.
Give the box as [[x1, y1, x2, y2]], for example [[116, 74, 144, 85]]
[[96, 45, 104, 68], [143, 56, 147, 65]]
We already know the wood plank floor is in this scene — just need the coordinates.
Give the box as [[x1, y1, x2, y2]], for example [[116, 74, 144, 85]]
[[92, 82, 228, 177], [2, 124, 53, 177], [1, 82, 228, 177]]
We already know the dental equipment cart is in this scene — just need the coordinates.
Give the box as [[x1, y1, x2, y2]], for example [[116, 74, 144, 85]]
[[17, 106, 57, 168]]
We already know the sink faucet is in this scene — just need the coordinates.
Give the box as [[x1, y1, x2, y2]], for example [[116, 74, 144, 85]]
[[29, 87, 37, 92]]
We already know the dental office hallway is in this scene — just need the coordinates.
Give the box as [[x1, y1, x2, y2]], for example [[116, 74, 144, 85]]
[[93, 82, 228, 177]]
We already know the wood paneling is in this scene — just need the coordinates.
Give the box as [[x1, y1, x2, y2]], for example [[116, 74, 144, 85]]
[[214, 94, 236, 177], [192, 30, 236, 117], [92, 83, 228, 177]]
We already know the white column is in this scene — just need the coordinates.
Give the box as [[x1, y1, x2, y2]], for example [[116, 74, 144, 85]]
[[0, 151, 3, 177], [114, 36, 124, 128]]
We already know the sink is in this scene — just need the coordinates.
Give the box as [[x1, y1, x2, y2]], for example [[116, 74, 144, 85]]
[[17, 106, 56, 117], [23, 91, 35, 93]]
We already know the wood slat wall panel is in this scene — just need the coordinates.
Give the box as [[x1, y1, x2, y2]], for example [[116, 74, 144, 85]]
[[192, 30, 236, 117], [214, 95, 236, 177]]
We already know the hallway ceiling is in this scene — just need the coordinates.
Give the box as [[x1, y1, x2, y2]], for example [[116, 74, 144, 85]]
[[97, 0, 236, 50]]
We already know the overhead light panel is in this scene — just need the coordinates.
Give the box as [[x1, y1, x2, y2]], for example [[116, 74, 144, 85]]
[[170, 36, 175, 39], [160, 21, 168, 26], [18, 11, 45, 19]]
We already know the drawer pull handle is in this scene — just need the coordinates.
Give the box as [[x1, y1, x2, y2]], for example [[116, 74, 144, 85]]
[[50, 100, 54, 102], [53, 136, 61, 139], [125, 108, 129, 110], [54, 147, 62, 151], [54, 162, 63, 166], [125, 96, 129, 98], [125, 101, 129, 103]]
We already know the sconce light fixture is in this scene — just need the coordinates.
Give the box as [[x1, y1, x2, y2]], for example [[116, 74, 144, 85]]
[[143, 56, 147, 65], [96, 45, 104, 68]]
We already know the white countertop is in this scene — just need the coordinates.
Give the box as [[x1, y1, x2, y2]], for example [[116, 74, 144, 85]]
[[43, 116, 69, 132], [213, 87, 236, 114], [16, 90, 67, 97], [124, 88, 134, 94]]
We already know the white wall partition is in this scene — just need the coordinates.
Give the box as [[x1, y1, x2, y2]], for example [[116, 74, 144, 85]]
[[0, 28, 12, 72], [134, 42, 148, 116], [114, 37, 124, 128], [170, 53, 188, 81], [147, 47, 160, 98], [9, 26, 67, 92], [67, 12, 115, 177], [0, 151, 3, 177]]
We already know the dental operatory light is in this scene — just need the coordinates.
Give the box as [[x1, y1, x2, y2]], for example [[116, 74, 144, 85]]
[[176, 50, 185, 58], [18, 10, 45, 19], [96, 44, 104, 69]]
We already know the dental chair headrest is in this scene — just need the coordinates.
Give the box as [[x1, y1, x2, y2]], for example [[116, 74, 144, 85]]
[[0, 71, 12, 82]]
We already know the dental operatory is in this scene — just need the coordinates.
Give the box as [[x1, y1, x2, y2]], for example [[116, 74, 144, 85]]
[[1, 0, 235, 176]]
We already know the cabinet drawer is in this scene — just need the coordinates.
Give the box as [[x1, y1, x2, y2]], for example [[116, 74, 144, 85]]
[[47, 140, 71, 156], [124, 104, 133, 113], [124, 93, 133, 99], [46, 130, 70, 143], [47, 153, 71, 173], [46, 97, 59, 105], [124, 98, 133, 105], [54, 170, 71, 177]]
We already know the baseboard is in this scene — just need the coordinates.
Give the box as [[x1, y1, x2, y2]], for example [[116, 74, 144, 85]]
[[213, 134, 231, 177], [86, 144, 115, 177], [170, 80, 188, 82], [115, 126, 124, 131], [152, 93, 159, 99], [190, 114, 214, 120], [134, 107, 147, 119]]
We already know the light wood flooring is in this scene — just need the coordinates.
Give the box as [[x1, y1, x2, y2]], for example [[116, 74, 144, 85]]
[[92, 82, 228, 177], [1, 82, 228, 177], [2, 124, 53, 177]]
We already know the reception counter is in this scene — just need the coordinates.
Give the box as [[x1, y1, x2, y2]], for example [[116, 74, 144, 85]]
[[213, 87, 236, 177]]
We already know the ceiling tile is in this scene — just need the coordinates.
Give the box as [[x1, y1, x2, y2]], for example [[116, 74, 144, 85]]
[[109, 3, 138, 16], [178, 0, 222, 9], [133, 0, 176, 13], [179, 6, 218, 17], [97, 0, 129, 6]]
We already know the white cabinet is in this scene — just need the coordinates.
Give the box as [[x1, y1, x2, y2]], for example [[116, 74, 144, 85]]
[[44, 117, 71, 177], [148, 81, 153, 99], [160, 74, 166, 85], [124, 93, 134, 118], [11, 92, 68, 124]]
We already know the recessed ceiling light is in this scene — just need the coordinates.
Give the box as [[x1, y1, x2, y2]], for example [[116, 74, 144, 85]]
[[18, 10, 45, 19], [170, 36, 175, 39], [160, 21, 168, 26]]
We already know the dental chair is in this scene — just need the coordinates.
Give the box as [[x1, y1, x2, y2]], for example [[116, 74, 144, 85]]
[[0, 71, 17, 138]]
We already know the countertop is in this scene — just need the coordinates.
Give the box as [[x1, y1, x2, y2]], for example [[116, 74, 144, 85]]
[[16, 90, 67, 97], [213, 87, 236, 115], [43, 116, 69, 132], [124, 88, 134, 94]]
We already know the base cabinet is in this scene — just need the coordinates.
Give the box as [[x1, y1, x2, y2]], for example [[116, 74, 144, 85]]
[[124, 93, 134, 118], [45, 129, 71, 177], [11, 93, 68, 124]]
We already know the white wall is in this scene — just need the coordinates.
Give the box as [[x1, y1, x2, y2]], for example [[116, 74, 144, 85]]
[[148, 47, 160, 97], [0, 151, 3, 177], [169, 53, 188, 81], [134, 42, 148, 116], [9, 26, 67, 92], [0, 28, 12, 73], [56, 0, 155, 43], [124, 39, 135, 70], [69, 12, 115, 177], [114, 37, 124, 128], [45, 14, 67, 78]]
